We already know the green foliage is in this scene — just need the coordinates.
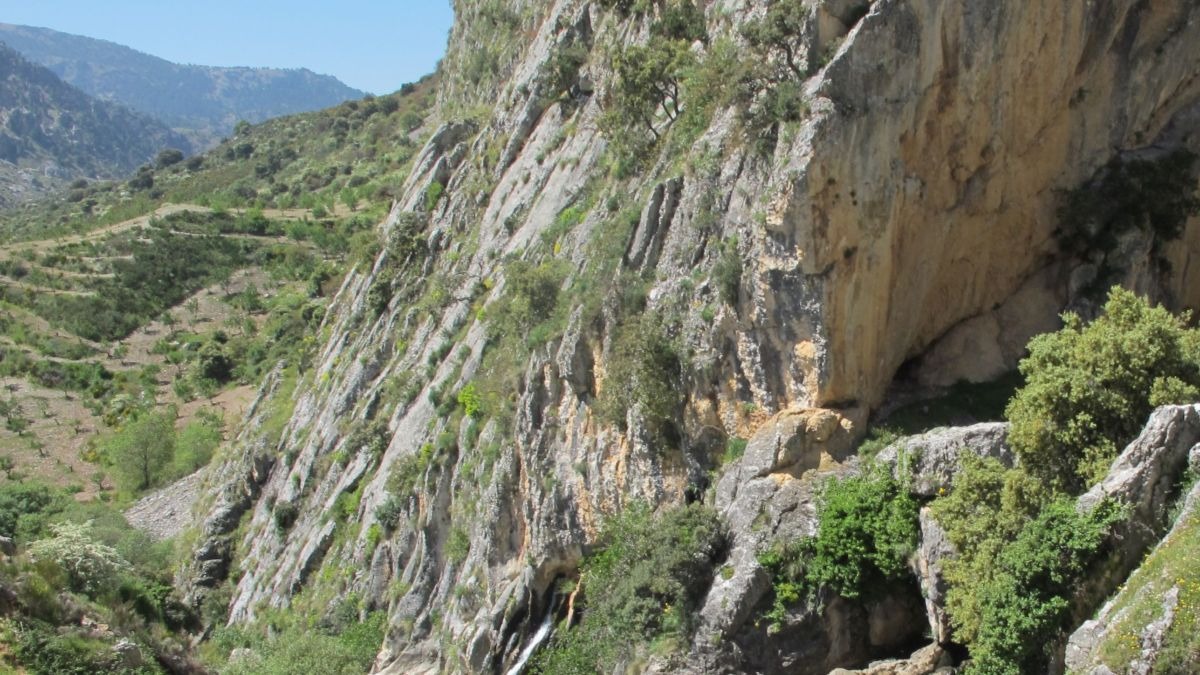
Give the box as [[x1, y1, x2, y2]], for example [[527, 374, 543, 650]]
[[759, 464, 918, 627], [172, 411, 223, 476], [11, 622, 158, 675], [425, 180, 445, 212], [722, 436, 748, 465], [736, 0, 816, 153], [741, 0, 811, 78], [373, 495, 404, 533], [534, 504, 726, 673], [597, 311, 687, 445], [273, 501, 299, 533], [651, 1, 707, 43], [486, 259, 570, 348], [931, 451, 1124, 674], [29, 229, 251, 342], [954, 497, 1122, 673], [544, 42, 590, 102], [100, 408, 177, 493], [713, 236, 742, 306], [1089, 493, 1200, 673], [211, 610, 386, 675], [1006, 287, 1200, 491], [457, 383, 482, 417], [0, 482, 66, 541], [806, 464, 919, 597], [445, 526, 470, 563]]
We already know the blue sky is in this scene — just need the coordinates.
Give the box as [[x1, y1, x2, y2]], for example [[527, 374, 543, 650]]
[[0, 1, 454, 94]]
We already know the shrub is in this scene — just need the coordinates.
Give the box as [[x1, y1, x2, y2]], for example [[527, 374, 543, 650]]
[[597, 311, 686, 445], [961, 499, 1121, 674], [805, 464, 919, 597], [759, 463, 918, 626], [155, 148, 185, 169], [486, 259, 570, 346], [1006, 287, 1200, 491], [533, 504, 726, 673], [424, 181, 444, 212], [0, 482, 65, 541], [652, 0, 707, 43], [373, 495, 404, 533], [273, 501, 299, 533], [456, 383, 481, 417], [713, 237, 742, 306], [27, 521, 130, 595]]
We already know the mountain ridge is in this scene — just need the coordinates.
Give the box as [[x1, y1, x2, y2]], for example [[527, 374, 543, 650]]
[[0, 41, 191, 207], [0, 22, 367, 150]]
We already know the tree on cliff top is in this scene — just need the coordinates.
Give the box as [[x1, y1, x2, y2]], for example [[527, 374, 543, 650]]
[[1006, 286, 1200, 492]]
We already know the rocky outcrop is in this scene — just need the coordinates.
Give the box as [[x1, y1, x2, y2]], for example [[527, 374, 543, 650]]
[[682, 408, 927, 674], [180, 0, 1200, 672], [1077, 405, 1200, 564], [1066, 468, 1200, 673], [876, 422, 1012, 497], [801, 0, 1200, 407], [829, 643, 954, 675]]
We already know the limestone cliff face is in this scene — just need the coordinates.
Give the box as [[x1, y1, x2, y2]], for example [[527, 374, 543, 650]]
[[180, 0, 1200, 673]]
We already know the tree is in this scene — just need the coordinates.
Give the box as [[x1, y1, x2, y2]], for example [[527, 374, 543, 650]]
[[104, 409, 176, 492], [741, 0, 812, 79], [610, 42, 692, 139], [1006, 287, 1200, 491], [172, 412, 222, 476]]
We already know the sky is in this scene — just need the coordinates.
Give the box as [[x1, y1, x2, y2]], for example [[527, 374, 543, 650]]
[[0, 1, 455, 94]]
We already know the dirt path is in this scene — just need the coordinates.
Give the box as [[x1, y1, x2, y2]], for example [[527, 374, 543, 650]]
[[0, 203, 206, 260]]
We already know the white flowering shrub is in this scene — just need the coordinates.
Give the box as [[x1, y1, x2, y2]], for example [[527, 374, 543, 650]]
[[27, 521, 130, 594]]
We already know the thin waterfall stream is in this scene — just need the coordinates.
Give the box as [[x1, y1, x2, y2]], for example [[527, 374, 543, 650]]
[[504, 595, 558, 675]]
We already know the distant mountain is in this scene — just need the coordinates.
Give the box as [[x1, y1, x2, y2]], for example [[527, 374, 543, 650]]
[[0, 23, 367, 150], [0, 42, 190, 207]]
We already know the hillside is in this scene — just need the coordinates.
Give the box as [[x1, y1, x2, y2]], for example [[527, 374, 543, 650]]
[[0, 1, 1199, 674], [0, 72, 435, 493], [0, 43, 190, 207], [170, 0, 1200, 673], [0, 22, 367, 150]]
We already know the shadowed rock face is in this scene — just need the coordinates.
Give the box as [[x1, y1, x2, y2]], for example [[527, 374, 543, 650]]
[[178, 0, 1200, 672]]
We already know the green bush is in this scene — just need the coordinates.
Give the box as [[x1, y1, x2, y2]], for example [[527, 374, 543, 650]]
[[931, 453, 1124, 674], [597, 311, 687, 445], [713, 236, 742, 306], [0, 482, 65, 541], [215, 611, 386, 675], [486, 259, 570, 347], [1006, 287, 1200, 491], [533, 503, 725, 673], [759, 463, 918, 627]]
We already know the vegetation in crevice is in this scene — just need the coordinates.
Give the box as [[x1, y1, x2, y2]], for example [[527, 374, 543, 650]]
[[758, 462, 918, 629], [532, 503, 726, 673]]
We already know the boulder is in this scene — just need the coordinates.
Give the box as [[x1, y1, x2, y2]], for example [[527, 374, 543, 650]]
[[876, 423, 1012, 497]]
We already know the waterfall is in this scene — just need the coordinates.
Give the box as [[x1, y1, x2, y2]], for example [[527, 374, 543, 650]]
[[504, 596, 557, 675]]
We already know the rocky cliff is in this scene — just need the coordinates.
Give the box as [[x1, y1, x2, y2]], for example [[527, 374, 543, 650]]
[[179, 0, 1200, 672]]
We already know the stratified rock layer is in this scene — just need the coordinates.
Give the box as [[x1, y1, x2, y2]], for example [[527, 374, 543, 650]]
[[179, 0, 1200, 672]]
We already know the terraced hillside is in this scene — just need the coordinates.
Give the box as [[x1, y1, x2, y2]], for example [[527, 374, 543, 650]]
[[0, 76, 436, 502]]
